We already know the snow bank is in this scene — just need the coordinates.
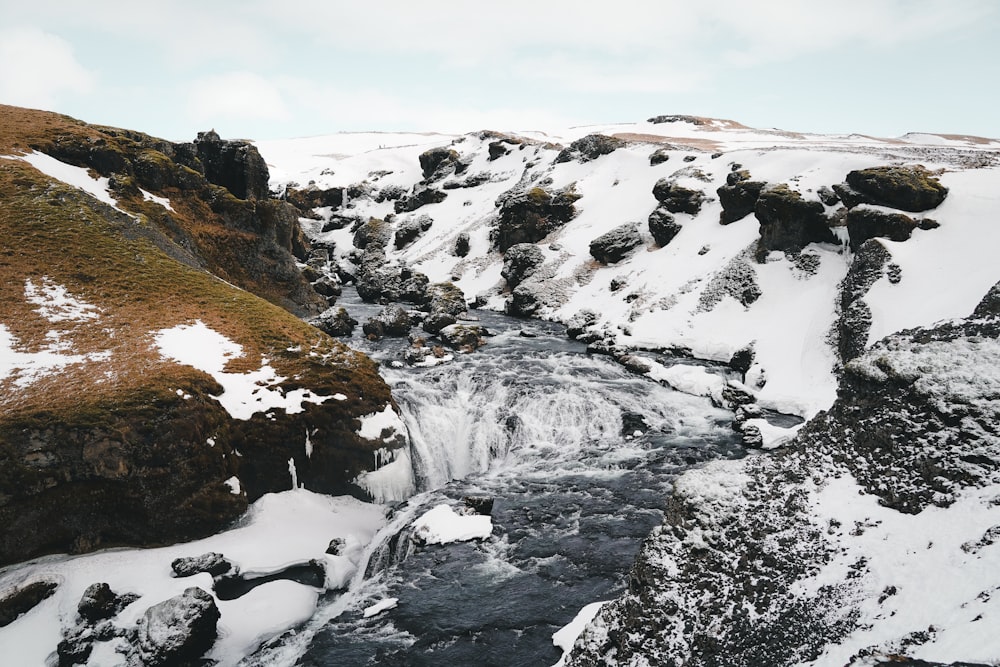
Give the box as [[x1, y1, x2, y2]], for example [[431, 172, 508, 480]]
[[552, 600, 610, 667], [411, 503, 493, 545], [154, 320, 333, 420]]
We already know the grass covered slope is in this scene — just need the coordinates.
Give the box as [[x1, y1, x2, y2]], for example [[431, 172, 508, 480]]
[[0, 107, 402, 565]]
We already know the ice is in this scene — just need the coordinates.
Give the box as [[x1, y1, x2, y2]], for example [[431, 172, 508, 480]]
[[552, 600, 610, 667], [362, 597, 399, 618], [355, 403, 408, 443]]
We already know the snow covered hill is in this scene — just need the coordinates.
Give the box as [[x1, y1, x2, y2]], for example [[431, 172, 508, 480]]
[[256, 115, 1000, 665]]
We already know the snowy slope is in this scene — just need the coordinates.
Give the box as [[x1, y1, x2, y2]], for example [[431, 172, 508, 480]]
[[257, 117, 1000, 420]]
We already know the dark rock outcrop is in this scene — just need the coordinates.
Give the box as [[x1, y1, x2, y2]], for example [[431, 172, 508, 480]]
[[191, 130, 270, 201], [589, 223, 643, 264], [493, 185, 581, 251], [844, 165, 948, 212], [717, 177, 767, 225], [555, 134, 626, 163], [453, 232, 470, 257], [419, 147, 461, 181], [649, 148, 672, 166], [422, 282, 468, 334], [285, 185, 344, 211], [754, 184, 836, 260], [648, 206, 682, 246], [77, 583, 137, 623], [652, 179, 706, 215], [836, 239, 893, 361], [394, 186, 447, 213], [845, 207, 919, 251], [136, 587, 220, 667], [353, 217, 392, 251], [502, 243, 545, 288], [439, 324, 489, 350], [394, 215, 433, 249]]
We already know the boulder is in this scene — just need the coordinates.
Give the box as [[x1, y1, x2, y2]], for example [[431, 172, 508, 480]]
[[648, 206, 682, 246], [423, 282, 468, 334], [363, 304, 413, 339], [652, 179, 706, 215], [77, 583, 138, 623], [171, 552, 234, 578], [136, 587, 220, 667], [844, 165, 948, 211], [589, 223, 643, 264], [312, 307, 358, 337], [501, 243, 545, 287], [717, 179, 767, 225], [326, 537, 347, 556], [488, 141, 510, 160], [463, 496, 495, 515], [418, 147, 461, 181], [566, 310, 598, 339], [439, 324, 489, 350], [554, 134, 627, 163], [0, 580, 57, 627], [285, 185, 344, 211], [352, 217, 391, 251], [394, 215, 433, 249], [493, 185, 580, 251], [394, 187, 447, 213], [845, 207, 919, 251], [454, 232, 470, 257], [754, 184, 836, 260], [648, 148, 671, 166]]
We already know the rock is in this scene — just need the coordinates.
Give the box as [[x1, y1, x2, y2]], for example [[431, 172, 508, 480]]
[[844, 165, 948, 212], [326, 537, 347, 556], [363, 305, 413, 339], [717, 179, 767, 225], [501, 243, 545, 288], [312, 307, 358, 337], [589, 223, 643, 264], [566, 310, 598, 339], [845, 207, 919, 251], [0, 580, 57, 627], [193, 130, 269, 200], [648, 148, 671, 166], [651, 179, 706, 215], [648, 206, 682, 246], [418, 147, 461, 181], [311, 274, 341, 302], [618, 354, 652, 375], [816, 185, 840, 206], [754, 184, 836, 260], [171, 552, 233, 578], [394, 215, 433, 249], [493, 185, 581, 251], [57, 623, 96, 666], [136, 587, 220, 667], [394, 186, 447, 213], [698, 251, 761, 309], [973, 280, 1000, 318], [729, 344, 755, 380], [647, 114, 708, 125], [77, 583, 136, 623], [454, 232, 470, 257], [738, 422, 764, 448], [439, 324, 489, 350], [463, 496, 494, 515], [554, 134, 627, 163], [423, 282, 468, 334], [285, 185, 344, 211], [488, 141, 510, 160], [732, 402, 763, 426], [621, 412, 650, 438], [721, 382, 756, 408], [353, 217, 392, 251], [836, 240, 893, 361]]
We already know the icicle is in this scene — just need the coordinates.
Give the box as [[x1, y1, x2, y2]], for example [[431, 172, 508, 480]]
[[288, 457, 299, 489]]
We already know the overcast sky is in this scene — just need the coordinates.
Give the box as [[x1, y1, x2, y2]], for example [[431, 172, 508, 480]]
[[1, 1, 997, 141]]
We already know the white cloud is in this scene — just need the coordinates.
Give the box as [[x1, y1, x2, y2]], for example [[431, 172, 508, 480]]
[[186, 72, 290, 125], [0, 27, 96, 109]]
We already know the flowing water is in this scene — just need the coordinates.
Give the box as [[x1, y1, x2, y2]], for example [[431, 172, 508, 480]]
[[246, 292, 745, 666]]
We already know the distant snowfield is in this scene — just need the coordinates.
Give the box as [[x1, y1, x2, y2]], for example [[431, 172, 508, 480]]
[[256, 117, 1000, 421]]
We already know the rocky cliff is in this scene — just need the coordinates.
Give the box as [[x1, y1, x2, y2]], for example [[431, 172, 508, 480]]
[[0, 105, 406, 565]]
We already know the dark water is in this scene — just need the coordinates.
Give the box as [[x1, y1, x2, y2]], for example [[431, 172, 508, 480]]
[[246, 293, 744, 666]]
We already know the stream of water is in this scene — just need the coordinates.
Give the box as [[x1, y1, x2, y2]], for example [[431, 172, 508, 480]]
[[246, 293, 744, 666]]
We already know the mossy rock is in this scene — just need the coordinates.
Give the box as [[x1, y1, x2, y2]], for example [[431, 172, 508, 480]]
[[754, 184, 836, 260], [844, 165, 948, 212], [845, 207, 919, 251]]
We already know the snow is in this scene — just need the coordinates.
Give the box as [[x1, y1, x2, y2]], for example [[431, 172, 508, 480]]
[[551, 600, 610, 667], [362, 597, 399, 618], [0, 323, 109, 388], [223, 476, 242, 495], [24, 277, 101, 322], [140, 188, 174, 211], [0, 490, 386, 667], [411, 503, 493, 545], [154, 320, 333, 420], [355, 402, 408, 443], [800, 474, 1000, 665], [16, 150, 124, 211]]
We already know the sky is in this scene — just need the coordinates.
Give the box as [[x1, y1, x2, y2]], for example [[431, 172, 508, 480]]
[[1, 0, 998, 142]]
